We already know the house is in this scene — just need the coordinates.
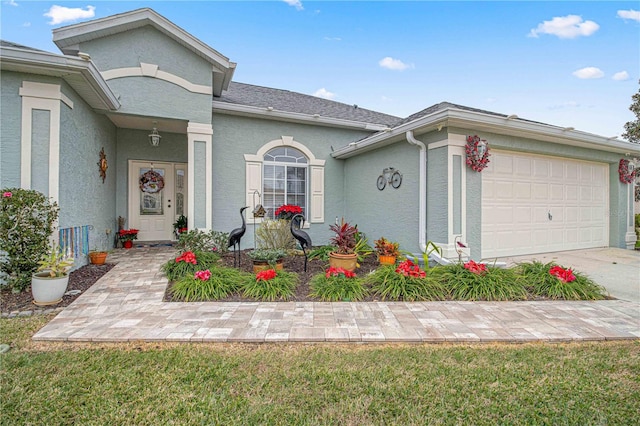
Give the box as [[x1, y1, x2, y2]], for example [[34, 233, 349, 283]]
[[1, 8, 638, 265]]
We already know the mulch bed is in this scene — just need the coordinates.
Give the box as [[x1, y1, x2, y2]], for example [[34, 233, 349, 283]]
[[1, 263, 115, 313]]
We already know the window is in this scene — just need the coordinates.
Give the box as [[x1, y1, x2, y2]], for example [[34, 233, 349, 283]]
[[244, 136, 325, 224], [263, 147, 308, 218]]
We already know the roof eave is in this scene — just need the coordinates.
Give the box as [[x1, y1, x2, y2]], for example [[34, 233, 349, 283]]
[[333, 108, 640, 159], [0, 46, 120, 110], [212, 101, 390, 131]]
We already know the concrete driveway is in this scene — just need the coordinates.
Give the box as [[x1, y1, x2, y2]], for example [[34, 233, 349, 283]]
[[500, 248, 640, 304]]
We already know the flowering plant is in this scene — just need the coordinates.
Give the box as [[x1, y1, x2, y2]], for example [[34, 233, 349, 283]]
[[465, 135, 490, 172], [549, 265, 576, 283], [194, 269, 211, 281], [329, 219, 357, 254], [374, 237, 400, 257], [618, 159, 636, 184], [0, 188, 59, 291], [325, 266, 356, 279], [464, 260, 487, 275], [118, 229, 139, 242], [395, 259, 426, 278], [256, 269, 277, 282], [274, 204, 303, 220], [176, 251, 197, 264]]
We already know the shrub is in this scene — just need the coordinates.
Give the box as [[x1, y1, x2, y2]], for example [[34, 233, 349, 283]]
[[255, 219, 295, 250], [246, 249, 286, 264], [366, 262, 447, 301], [170, 266, 251, 301], [516, 261, 607, 300], [307, 245, 333, 262], [161, 250, 220, 282], [433, 262, 526, 301], [242, 269, 298, 301], [309, 267, 367, 301], [176, 229, 229, 254], [0, 188, 59, 292]]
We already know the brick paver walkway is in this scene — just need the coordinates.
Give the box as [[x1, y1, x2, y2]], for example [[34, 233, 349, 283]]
[[33, 247, 640, 343]]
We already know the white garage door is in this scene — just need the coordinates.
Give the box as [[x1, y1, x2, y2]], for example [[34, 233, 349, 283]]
[[482, 150, 609, 258]]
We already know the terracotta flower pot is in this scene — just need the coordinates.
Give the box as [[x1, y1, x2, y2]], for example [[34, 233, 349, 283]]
[[379, 255, 397, 266], [89, 251, 108, 265], [252, 260, 284, 274], [123, 240, 133, 249], [329, 252, 357, 272]]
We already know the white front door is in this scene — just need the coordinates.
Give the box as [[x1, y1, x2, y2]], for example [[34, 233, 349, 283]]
[[128, 160, 187, 241]]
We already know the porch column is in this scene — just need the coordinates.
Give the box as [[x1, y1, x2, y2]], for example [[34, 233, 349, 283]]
[[625, 179, 638, 249], [187, 122, 213, 231]]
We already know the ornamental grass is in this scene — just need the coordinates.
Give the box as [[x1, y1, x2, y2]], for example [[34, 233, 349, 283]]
[[433, 262, 527, 301], [161, 250, 220, 282], [309, 267, 368, 302], [170, 266, 251, 301], [515, 261, 607, 300], [366, 263, 447, 302], [242, 269, 299, 301]]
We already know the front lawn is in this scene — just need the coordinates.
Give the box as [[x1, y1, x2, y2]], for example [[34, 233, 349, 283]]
[[1, 316, 638, 425]]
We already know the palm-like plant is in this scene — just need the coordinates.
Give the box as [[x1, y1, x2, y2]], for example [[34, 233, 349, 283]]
[[329, 220, 357, 254]]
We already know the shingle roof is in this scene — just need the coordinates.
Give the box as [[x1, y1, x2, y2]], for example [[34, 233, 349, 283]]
[[0, 40, 47, 52], [217, 82, 400, 127]]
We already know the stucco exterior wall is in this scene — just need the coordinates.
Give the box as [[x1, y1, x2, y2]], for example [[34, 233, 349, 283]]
[[59, 81, 117, 254], [80, 26, 212, 124], [0, 72, 24, 188], [211, 113, 372, 246]]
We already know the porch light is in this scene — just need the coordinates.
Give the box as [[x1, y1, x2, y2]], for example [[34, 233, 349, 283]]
[[629, 161, 636, 174], [477, 139, 487, 157], [148, 122, 161, 147]]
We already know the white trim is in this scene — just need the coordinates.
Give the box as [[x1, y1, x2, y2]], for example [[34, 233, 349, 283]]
[[102, 64, 213, 95], [19, 82, 62, 203], [187, 122, 213, 230], [447, 145, 466, 250]]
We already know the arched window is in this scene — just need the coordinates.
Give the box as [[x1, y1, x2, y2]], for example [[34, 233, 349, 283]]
[[263, 147, 308, 218]]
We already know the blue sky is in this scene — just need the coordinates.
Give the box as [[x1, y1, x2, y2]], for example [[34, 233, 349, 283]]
[[2, 1, 639, 139]]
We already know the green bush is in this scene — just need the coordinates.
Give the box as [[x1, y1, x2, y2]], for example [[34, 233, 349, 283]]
[[256, 219, 295, 250], [307, 245, 333, 262], [176, 230, 229, 254], [161, 250, 220, 282], [433, 263, 526, 301], [366, 264, 447, 301], [309, 268, 368, 302], [242, 269, 298, 301], [0, 188, 59, 292], [516, 261, 607, 300], [170, 266, 251, 301]]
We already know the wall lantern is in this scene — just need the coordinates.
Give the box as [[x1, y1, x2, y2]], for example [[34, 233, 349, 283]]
[[149, 121, 162, 147]]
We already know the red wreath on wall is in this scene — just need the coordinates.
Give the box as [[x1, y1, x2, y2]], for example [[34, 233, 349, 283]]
[[465, 135, 490, 172], [618, 159, 636, 184]]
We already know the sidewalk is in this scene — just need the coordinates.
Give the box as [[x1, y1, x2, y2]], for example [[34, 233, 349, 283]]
[[33, 247, 640, 343]]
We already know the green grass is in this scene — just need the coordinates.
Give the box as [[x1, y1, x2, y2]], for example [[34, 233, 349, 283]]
[[1, 316, 639, 425], [242, 270, 299, 301]]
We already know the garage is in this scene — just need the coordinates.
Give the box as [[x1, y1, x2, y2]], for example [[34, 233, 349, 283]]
[[481, 150, 609, 258]]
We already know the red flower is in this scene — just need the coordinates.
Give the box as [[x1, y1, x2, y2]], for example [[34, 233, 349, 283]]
[[194, 269, 211, 281], [395, 260, 425, 278], [549, 266, 576, 283], [325, 267, 356, 278], [464, 260, 487, 275], [2, 192, 11, 198], [274, 204, 303, 219], [256, 269, 277, 281], [176, 251, 197, 264]]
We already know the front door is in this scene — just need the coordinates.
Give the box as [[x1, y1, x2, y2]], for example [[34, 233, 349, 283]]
[[128, 160, 187, 241]]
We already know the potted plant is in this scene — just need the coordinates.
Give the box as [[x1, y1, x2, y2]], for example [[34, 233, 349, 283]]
[[247, 248, 286, 274], [173, 215, 188, 239], [274, 204, 302, 220], [31, 244, 74, 306], [374, 237, 400, 265], [328, 219, 358, 272], [88, 249, 109, 265], [118, 228, 139, 248]]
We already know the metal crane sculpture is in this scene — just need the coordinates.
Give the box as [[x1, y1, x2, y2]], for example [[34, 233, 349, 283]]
[[228, 206, 249, 267], [290, 214, 312, 272]]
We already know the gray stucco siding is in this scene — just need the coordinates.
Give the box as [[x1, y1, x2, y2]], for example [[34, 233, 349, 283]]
[[426, 146, 448, 245], [0, 72, 23, 188], [80, 26, 213, 87], [211, 114, 371, 246], [59, 81, 118, 255], [343, 141, 421, 253]]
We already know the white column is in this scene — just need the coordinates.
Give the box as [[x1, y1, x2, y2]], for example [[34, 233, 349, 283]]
[[187, 122, 213, 231]]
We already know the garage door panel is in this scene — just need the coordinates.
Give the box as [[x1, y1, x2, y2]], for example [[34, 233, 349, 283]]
[[482, 150, 608, 258]]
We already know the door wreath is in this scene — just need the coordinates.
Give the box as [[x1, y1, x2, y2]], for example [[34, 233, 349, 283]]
[[139, 169, 165, 193]]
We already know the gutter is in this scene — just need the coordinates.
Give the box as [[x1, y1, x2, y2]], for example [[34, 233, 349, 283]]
[[405, 131, 427, 253]]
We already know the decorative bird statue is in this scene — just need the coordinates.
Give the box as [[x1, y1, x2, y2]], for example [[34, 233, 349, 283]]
[[228, 206, 249, 267], [290, 214, 312, 272]]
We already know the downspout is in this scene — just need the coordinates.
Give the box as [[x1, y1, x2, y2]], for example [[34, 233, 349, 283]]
[[406, 131, 427, 253]]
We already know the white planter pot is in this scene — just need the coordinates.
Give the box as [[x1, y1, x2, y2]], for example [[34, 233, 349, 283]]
[[31, 272, 69, 306]]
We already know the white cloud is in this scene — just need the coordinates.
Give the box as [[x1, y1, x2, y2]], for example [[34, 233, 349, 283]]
[[283, 0, 303, 11], [379, 57, 413, 71], [44, 5, 96, 25], [572, 67, 604, 79], [617, 9, 640, 22], [613, 71, 630, 81], [6, 0, 18, 6], [313, 88, 336, 100], [22, 22, 30, 27], [324, 36, 342, 42], [528, 15, 599, 39]]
